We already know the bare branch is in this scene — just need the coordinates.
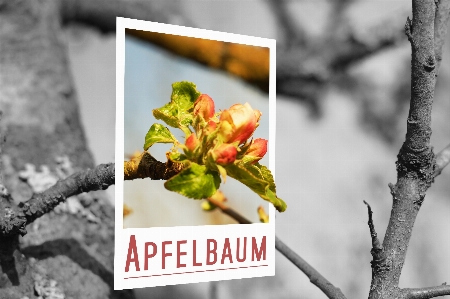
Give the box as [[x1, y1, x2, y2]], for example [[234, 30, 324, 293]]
[[266, 0, 308, 47], [124, 152, 183, 181], [0, 152, 183, 236], [20, 164, 114, 224], [367, 1, 447, 297], [206, 197, 347, 299], [126, 29, 271, 93], [363, 201, 386, 267], [60, 0, 192, 32], [434, 0, 450, 74], [405, 284, 450, 299], [206, 197, 252, 225], [275, 237, 347, 299], [0, 163, 114, 236], [434, 143, 450, 177]]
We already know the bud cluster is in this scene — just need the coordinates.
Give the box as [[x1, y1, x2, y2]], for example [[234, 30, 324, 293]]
[[183, 94, 268, 168]]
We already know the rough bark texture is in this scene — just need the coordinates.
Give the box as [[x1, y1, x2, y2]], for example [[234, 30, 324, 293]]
[[0, 1, 133, 298], [367, 1, 450, 298]]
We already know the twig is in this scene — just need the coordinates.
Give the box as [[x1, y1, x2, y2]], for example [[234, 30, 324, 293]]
[[206, 196, 252, 225], [0, 163, 114, 236], [20, 164, 114, 225], [405, 284, 450, 299], [434, 143, 450, 177], [266, 0, 308, 47], [206, 198, 347, 299], [0, 152, 183, 236], [275, 237, 347, 299], [363, 201, 386, 269]]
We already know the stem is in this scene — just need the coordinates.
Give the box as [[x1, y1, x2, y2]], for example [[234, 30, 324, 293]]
[[406, 284, 450, 299], [434, 143, 450, 177], [368, 1, 450, 297], [124, 152, 183, 180], [206, 198, 347, 299]]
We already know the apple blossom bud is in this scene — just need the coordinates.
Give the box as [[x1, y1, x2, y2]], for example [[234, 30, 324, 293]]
[[246, 138, 268, 162], [219, 102, 260, 144], [194, 94, 215, 121], [212, 143, 237, 165], [185, 133, 199, 152]]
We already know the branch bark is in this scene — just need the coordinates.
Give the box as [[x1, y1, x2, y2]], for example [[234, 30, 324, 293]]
[[0, 152, 185, 237], [405, 284, 450, 299], [0, 2, 132, 296], [367, 1, 450, 298], [124, 151, 183, 181]]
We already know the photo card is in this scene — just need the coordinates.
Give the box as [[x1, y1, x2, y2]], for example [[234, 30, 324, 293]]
[[115, 17, 279, 290]]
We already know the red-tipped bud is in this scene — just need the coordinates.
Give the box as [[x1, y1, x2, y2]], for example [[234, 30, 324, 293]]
[[185, 133, 199, 152], [246, 138, 268, 163], [194, 94, 215, 121], [212, 143, 237, 165]]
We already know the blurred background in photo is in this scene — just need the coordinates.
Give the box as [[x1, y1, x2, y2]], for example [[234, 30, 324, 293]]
[[67, 1, 450, 298]]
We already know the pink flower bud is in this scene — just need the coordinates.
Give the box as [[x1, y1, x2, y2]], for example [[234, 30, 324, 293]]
[[219, 103, 261, 144], [185, 133, 199, 152], [194, 94, 215, 121], [246, 138, 268, 163], [212, 143, 237, 165]]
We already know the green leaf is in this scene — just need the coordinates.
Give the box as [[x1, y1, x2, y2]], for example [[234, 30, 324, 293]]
[[225, 162, 287, 212], [152, 81, 201, 129], [144, 124, 177, 150], [165, 163, 221, 199], [168, 151, 189, 163]]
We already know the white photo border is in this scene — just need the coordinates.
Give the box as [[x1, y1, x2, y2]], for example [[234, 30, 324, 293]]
[[115, 17, 276, 290]]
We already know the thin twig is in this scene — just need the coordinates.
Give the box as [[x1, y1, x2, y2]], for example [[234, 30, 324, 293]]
[[206, 197, 252, 225], [434, 143, 450, 177], [405, 284, 450, 299], [206, 198, 347, 299], [363, 201, 386, 266], [275, 237, 347, 299]]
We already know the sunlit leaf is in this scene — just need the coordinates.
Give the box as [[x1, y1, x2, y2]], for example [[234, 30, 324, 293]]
[[165, 162, 221, 199], [144, 124, 177, 150]]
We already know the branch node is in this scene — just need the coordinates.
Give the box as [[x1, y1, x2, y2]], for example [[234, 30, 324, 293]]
[[405, 16, 414, 44], [423, 55, 436, 71]]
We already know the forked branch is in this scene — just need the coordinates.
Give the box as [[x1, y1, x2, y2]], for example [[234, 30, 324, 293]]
[[367, 0, 450, 298]]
